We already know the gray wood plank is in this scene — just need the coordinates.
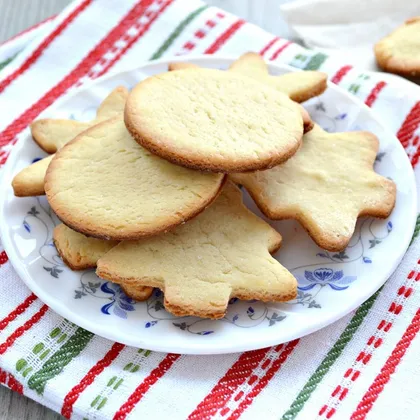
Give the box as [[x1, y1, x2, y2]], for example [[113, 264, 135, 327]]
[[0, 1, 295, 419], [0, 0, 70, 42], [0, 387, 61, 420]]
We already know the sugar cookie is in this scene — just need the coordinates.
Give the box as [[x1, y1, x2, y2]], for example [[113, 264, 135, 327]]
[[13, 87, 128, 197], [54, 224, 152, 301], [31, 86, 128, 153], [375, 17, 420, 77], [169, 53, 327, 103], [229, 52, 327, 103], [125, 68, 303, 172], [168, 54, 325, 132], [45, 117, 225, 240], [54, 223, 118, 270], [168, 62, 199, 71], [231, 125, 396, 251], [12, 156, 53, 197], [96, 182, 297, 320]]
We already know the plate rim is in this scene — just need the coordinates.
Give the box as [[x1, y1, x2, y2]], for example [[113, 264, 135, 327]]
[[0, 54, 417, 354]]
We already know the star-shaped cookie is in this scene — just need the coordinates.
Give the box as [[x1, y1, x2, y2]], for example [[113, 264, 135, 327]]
[[96, 182, 297, 319], [231, 125, 396, 251], [31, 86, 128, 153]]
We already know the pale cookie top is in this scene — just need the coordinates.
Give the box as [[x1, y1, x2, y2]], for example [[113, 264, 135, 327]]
[[169, 54, 327, 104], [125, 68, 304, 173], [31, 86, 128, 153], [53, 224, 118, 270], [168, 55, 322, 133], [231, 125, 396, 252], [53, 224, 153, 300], [12, 155, 53, 197], [96, 182, 297, 320], [55, 223, 153, 305], [375, 17, 420, 76], [228, 52, 327, 103], [45, 117, 225, 241]]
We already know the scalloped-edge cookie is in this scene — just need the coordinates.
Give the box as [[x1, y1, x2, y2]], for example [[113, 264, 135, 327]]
[[31, 86, 128, 153], [375, 17, 420, 77], [125, 68, 304, 173], [54, 224, 152, 301], [96, 182, 297, 320], [45, 117, 225, 240], [231, 125, 396, 251]]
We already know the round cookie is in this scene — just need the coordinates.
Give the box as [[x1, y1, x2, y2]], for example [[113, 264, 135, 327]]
[[125, 68, 304, 173], [375, 17, 420, 77], [45, 117, 225, 240]]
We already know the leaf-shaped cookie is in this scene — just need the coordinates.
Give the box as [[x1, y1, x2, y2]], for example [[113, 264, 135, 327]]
[[96, 182, 297, 319], [231, 125, 396, 251]]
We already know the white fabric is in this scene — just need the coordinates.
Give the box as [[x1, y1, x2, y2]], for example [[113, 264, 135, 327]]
[[281, 0, 420, 70], [1, 1, 420, 419]]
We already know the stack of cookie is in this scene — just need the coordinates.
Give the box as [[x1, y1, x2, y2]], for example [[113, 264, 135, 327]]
[[12, 53, 396, 320]]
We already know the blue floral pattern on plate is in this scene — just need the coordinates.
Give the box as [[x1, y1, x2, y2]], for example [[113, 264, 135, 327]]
[[100, 282, 136, 319], [3, 58, 414, 352], [22, 181, 393, 335], [297, 268, 357, 291]]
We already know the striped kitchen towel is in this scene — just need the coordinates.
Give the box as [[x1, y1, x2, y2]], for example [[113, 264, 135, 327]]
[[1, 1, 420, 419]]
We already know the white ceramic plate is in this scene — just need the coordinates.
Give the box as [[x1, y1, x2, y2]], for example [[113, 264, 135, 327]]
[[0, 56, 417, 355]]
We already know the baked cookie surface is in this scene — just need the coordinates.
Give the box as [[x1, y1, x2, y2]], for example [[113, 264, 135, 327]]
[[45, 117, 225, 240], [169, 53, 327, 133], [228, 52, 327, 103], [13, 87, 129, 198], [31, 86, 128, 153], [54, 223, 118, 270], [125, 68, 304, 172], [231, 125, 396, 251], [375, 17, 420, 76], [96, 182, 297, 319], [53, 224, 153, 301], [169, 53, 327, 103], [12, 155, 53, 197]]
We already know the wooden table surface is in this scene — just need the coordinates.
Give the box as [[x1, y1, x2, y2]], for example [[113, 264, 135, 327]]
[[0, 0, 294, 418]]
